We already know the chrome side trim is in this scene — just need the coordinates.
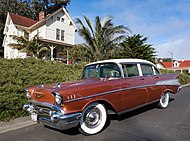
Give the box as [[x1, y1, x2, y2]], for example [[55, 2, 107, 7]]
[[65, 81, 180, 103], [156, 79, 180, 86], [65, 88, 123, 103]]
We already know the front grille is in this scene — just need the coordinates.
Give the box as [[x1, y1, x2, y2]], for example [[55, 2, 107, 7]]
[[28, 100, 65, 117], [34, 105, 51, 117]]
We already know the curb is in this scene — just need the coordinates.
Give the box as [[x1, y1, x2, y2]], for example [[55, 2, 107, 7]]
[[182, 83, 190, 87], [0, 116, 36, 134]]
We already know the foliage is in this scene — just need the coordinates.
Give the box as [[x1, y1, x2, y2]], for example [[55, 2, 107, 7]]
[[75, 15, 130, 61], [116, 34, 156, 62], [0, 58, 85, 121], [157, 58, 172, 62], [70, 44, 91, 63], [9, 34, 50, 58]]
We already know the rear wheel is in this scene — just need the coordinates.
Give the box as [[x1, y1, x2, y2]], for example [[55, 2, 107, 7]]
[[158, 92, 170, 109], [79, 103, 107, 135]]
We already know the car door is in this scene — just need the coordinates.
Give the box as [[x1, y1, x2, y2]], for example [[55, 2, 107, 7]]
[[140, 63, 161, 102], [120, 63, 147, 111]]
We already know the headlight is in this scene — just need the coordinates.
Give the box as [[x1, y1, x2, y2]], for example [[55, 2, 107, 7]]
[[52, 92, 63, 106], [24, 89, 31, 99]]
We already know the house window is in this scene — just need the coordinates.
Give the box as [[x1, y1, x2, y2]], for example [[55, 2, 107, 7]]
[[56, 29, 60, 40], [61, 30, 65, 41], [56, 29, 65, 41], [57, 17, 60, 21], [24, 31, 29, 39], [61, 18, 65, 22]]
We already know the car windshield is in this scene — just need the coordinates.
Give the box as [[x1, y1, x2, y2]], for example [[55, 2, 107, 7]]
[[81, 63, 121, 79]]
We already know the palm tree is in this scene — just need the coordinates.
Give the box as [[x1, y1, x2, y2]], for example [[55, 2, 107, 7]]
[[76, 16, 130, 61], [9, 34, 49, 58], [118, 34, 156, 62]]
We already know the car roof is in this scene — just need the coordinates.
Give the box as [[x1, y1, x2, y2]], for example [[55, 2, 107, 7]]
[[86, 59, 155, 66]]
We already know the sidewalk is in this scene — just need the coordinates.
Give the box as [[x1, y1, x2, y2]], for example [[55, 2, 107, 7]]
[[0, 116, 36, 134]]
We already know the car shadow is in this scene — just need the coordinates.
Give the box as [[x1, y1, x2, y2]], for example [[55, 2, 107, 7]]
[[44, 125, 81, 135], [109, 98, 175, 121], [45, 98, 175, 136]]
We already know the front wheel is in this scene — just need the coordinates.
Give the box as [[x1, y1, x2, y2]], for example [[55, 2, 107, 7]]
[[158, 92, 170, 109], [79, 103, 107, 135]]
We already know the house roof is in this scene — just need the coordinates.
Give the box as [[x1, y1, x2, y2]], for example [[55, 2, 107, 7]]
[[9, 13, 38, 27], [178, 60, 190, 67], [9, 7, 77, 31], [161, 60, 190, 68], [161, 62, 173, 68]]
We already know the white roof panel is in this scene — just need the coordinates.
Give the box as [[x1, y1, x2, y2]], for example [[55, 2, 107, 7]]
[[86, 59, 155, 66]]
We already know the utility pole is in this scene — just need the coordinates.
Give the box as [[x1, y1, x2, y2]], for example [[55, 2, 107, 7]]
[[169, 51, 173, 68]]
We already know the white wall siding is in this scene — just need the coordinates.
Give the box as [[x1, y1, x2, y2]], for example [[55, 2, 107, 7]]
[[45, 11, 75, 44]]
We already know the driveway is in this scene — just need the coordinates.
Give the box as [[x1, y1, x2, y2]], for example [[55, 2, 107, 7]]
[[0, 86, 190, 141]]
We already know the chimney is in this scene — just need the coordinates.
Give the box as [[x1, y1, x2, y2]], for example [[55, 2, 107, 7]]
[[39, 11, 45, 21]]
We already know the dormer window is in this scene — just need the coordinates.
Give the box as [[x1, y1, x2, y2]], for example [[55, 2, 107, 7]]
[[69, 21, 73, 26], [61, 18, 65, 23], [57, 17, 61, 21]]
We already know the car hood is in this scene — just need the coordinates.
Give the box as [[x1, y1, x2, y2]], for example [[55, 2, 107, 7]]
[[27, 78, 105, 104], [40, 78, 102, 89]]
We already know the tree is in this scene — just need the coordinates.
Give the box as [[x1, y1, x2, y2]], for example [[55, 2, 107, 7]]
[[70, 44, 92, 63], [117, 34, 156, 62], [9, 34, 49, 58], [76, 16, 130, 61]]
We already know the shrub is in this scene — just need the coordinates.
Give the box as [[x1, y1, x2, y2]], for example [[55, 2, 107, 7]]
[[0, 58, 85, 121]]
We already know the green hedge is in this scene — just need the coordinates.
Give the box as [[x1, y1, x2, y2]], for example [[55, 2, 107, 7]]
[[0, 58, 190, 121], [0, 58, 85, 121]]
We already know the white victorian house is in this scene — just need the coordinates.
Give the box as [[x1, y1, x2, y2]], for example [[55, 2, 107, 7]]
[[2, 7, 77, 63]]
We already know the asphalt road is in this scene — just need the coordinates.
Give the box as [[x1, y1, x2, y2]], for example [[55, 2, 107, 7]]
[[1, 86, 190, 141]]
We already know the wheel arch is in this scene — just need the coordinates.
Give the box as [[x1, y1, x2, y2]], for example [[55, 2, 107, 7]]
[[82, 99, 117, 114], [162, 88, 175, 95]]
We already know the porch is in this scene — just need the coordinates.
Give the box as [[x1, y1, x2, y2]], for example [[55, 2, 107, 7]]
[[40, 39, 74, 64]]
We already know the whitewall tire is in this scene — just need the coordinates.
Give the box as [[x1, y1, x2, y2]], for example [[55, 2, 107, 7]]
[[79, 103, 107, 135], [158, 92, 170, 109]]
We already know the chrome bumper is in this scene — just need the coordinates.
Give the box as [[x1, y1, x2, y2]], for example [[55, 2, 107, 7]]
[[23, 100, 82, 130]]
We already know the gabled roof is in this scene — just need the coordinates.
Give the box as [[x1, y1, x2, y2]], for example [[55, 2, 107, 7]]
[[178, 60, 190, 67], [161, 60, 190, 68], [9, 13, 38, 27], [161, 62, 173, 68], [8, 7, 77, 31]]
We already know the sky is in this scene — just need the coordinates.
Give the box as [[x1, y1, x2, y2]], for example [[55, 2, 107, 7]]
[[67, 0, 190, 60]]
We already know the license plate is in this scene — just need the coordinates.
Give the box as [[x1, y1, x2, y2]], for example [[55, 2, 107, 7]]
[[31, 113, 37, 122]]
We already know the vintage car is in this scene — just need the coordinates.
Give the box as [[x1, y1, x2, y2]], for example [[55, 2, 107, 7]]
[[23, 59, 180, 135]]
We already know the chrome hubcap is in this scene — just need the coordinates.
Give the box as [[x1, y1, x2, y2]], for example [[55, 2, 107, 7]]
[[84, 108, 101, 128], [161, 93, 168, 104]]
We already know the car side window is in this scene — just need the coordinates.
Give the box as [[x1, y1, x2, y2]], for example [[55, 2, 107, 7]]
[[154, 67, 160, 75], [141, 64, 154, 76], [101, 63, 121, 78], [122, 64, 139, 77]]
